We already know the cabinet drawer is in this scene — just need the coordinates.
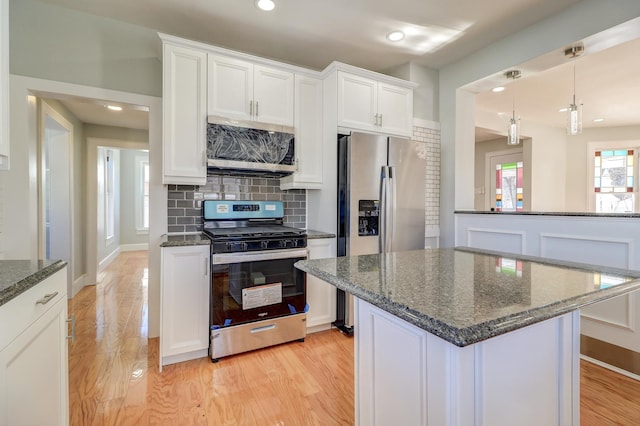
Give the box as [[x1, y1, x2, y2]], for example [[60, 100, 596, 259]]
[[0, 268, 67, 351]]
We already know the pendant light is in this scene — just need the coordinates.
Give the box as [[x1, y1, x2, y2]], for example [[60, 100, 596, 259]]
[[565, 44, 584, 135], [505, 70, 521, 145]]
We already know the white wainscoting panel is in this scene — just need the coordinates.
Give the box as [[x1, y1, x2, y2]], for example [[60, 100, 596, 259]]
[[466, 227, 525, 254], [455, 213, 640, 353], [539, 233, 633, 269]]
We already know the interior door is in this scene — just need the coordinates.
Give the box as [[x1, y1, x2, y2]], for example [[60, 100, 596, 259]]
[[488, 152, 524, 212]]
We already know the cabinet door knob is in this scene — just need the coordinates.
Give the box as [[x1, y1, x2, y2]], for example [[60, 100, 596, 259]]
[[250, 100, 253, 116], [35, 291, 58, 305], [256, 101, 259, 117], [379, 113, 383, 127], [374, 113, 379, 126]]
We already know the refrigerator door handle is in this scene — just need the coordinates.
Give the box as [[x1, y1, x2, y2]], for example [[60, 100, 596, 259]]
[[379, 165, 388, 254], [388, 166, 396, 252]]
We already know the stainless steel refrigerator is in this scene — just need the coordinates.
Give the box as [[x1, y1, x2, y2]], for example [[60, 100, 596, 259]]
[[334, 132, 426, 335]]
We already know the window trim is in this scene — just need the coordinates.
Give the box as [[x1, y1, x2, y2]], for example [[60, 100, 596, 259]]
[[588, 141, 640, 213], [134, 153, 150, 234]]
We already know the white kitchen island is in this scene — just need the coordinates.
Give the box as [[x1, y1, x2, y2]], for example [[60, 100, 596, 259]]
[[295, 247, 640, 426]]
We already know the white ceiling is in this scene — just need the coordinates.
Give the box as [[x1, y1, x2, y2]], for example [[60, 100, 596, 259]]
[[36, 0, 581, 71], [58, 97, 149, 130], [474, 37, 640, 141], [33, 0, 639, 138]]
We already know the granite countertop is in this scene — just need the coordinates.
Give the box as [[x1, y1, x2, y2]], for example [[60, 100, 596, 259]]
[[455, 210, 640, 218], [295, 247, 640, 347], [160, 233, 212, 247], [306, 230, 336, 239], [0, 260, 68, 308]]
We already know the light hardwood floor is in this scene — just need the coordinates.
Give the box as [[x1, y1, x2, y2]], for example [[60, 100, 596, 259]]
[[69, 251, 640, 425]]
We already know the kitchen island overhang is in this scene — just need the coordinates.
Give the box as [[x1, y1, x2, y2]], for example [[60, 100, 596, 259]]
[[295, 248, 640, 426]]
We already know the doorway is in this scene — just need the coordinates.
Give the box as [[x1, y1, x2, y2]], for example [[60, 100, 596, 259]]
[[39, 100, 74, 295], [486, 151, 524, 212]]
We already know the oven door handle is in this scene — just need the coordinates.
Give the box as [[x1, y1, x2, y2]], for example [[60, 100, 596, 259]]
[[212, 248, 308, 265]]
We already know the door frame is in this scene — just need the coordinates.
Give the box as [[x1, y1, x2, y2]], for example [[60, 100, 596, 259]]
[[10, 75, 164, 338], [484, 149, 523, 211], [38, 99, 74, 295], [86, 138, 148, 285]]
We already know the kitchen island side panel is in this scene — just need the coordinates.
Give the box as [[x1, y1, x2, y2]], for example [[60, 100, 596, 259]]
[[355, 298, 579, 426]]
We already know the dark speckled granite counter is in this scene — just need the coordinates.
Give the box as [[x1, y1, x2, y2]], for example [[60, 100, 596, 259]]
[[306, 230, 336, 239], [295, 247, 640, 347], [160, 233, 212, 247], [0, 260, 68, 307], [455, 210, 640, 218]]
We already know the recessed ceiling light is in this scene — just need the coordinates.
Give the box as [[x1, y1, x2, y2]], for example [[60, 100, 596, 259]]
[[492, 86, 505, 93], [558, 107, 568, 112], [107, 105, 123, 111], [256, 0, 275, 11], [593, 118, 605, 122], [386, 31, 405, 42]]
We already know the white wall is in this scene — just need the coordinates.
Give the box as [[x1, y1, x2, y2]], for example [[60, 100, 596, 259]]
[[386, 62, 439, 122], [9, 0, 161, 97], [439, 0, 640, 247]]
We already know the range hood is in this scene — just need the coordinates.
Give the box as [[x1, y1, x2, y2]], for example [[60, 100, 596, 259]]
[[206, 115, 297, 175]]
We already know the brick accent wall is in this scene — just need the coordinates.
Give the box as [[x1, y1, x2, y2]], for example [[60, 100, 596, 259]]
[[167, 174, 306, 233]]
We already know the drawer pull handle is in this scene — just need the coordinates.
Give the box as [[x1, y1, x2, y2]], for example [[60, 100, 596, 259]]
[[66, 314, 76, 343], [36, 291, 58, 305], [250, 324, 276, 334]]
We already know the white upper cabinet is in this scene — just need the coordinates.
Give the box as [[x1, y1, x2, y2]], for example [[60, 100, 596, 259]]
[[162, 41, 208, 185], [280, 74, 323, 190], [337, 71, 413, 137], [338, 73, 378, 133], [0, 0, 9, 170], [377, 82, 414, 137], [208, 55, 294, 127]]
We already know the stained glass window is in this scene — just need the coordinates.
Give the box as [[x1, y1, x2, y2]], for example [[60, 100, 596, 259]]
[[594, 150, 635, 213], [495, 161, 523, 212]]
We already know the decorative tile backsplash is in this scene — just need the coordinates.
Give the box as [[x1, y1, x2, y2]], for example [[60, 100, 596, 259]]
[[167, 174, 306, 233]]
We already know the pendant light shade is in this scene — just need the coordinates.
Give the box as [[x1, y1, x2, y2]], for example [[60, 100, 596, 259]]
[[565, 45, 584, 136], [508, 115, 520, 145], [567, 98, 582, 135], [505, 70, 521, 146]]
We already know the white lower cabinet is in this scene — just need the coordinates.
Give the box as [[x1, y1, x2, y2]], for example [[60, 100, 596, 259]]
[[305, 237, 336, 332], [160, 245, 210, 367], [0, 267, 69, 426]]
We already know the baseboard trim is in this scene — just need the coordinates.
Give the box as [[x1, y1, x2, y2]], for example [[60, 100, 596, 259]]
[[70, 274, 87, 298], [120, 243, 149, 252], [99, 246, 121, 272], [580, 355, 640, 382], [581, 334, 640, 377]]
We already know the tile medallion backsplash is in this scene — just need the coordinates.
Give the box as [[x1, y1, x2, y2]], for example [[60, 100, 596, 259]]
[[167, 174, 306, 233]]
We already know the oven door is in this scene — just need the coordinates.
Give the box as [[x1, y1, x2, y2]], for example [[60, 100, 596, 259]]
[[211, 248, 308, 328]]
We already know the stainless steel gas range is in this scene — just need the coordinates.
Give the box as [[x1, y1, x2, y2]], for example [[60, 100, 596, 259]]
[[203, 200, 307, 362]]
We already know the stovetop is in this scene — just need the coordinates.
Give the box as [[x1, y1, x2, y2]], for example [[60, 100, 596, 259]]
[[202, 200, 307, 253], [203, 224, 306, 239]]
